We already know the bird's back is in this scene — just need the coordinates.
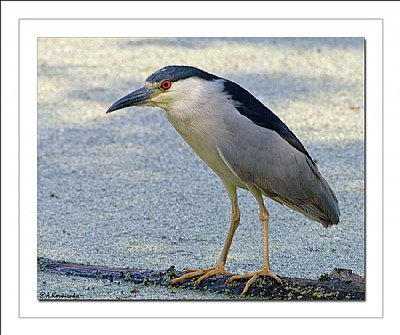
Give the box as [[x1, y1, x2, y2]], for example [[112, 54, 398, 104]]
[[218, 106, 340, 228]]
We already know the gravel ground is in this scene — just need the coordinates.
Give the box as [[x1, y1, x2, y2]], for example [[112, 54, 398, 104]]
[[37, 37, 364, 300]]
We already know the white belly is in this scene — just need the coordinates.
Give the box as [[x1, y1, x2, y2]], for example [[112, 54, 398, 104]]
[[167, 114, 246, 188]]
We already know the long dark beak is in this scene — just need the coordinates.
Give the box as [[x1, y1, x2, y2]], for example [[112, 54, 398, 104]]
[[106, 87, 153, 114]]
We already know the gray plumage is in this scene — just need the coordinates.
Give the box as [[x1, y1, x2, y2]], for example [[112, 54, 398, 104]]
[[219, 109, 339, 227]]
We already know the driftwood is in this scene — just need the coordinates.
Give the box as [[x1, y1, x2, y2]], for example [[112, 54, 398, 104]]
[[38, 257, 365, 300]]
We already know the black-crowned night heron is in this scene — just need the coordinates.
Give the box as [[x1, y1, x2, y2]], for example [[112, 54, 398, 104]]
[[107, 65, 340, 297]]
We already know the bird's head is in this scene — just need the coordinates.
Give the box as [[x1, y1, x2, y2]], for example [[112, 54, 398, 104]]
[[106, 65, 221, 114]]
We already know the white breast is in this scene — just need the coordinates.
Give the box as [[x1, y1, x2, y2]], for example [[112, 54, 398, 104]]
[[162, 79, 245, 187]]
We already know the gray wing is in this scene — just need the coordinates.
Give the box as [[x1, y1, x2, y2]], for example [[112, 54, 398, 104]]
[[218, 111, 340, 227]]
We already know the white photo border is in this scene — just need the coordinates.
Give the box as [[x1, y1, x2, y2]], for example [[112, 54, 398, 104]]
[[18, 18, 382, 319]]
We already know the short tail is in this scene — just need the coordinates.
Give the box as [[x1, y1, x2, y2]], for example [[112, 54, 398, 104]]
[[300, 176, 340, 228]]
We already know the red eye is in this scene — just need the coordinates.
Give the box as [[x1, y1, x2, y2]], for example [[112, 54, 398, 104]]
[[161, 80, 172, 90]]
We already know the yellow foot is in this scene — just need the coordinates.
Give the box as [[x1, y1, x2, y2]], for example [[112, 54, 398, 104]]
[[169, 264, 231, 286], [226, 267, 282, 297]]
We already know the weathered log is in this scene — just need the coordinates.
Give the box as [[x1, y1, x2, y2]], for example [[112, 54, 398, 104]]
[[38, 257, 364, 300]]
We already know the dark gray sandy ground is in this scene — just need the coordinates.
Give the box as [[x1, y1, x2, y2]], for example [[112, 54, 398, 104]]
[[37, 37, 364, 300]]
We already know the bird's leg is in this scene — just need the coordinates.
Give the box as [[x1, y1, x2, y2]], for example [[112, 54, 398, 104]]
[[227, 189, 282, 297], [169, 185, 240, 286]]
